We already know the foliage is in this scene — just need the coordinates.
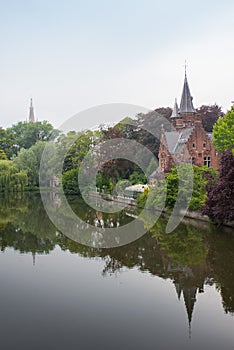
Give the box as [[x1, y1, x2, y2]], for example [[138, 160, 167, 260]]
[[59, 130, 100, 194], [189, 165, 217, 211], [137, 190, 148, 208], [8, 121, 59, 151], [13, 141, 46, 187], [0, 127, 16, 158], [202, 149, 234, 225], [212, 106, 234, 154], [138, 164, 215, 212], [116, 179, 131, 195], [152, 221, 208, 266], [0, 160, 28, 192], [58, 130, 96, 173], [154, 107, 173, 120], [62, 168, 80, 195], [197, 104, 224, 133], [0, 150, 8, 160], [146, 157, 158, 177], [129, 171, 147, 185], [96, 172, 117, 193], [99, 127, 133, 191]]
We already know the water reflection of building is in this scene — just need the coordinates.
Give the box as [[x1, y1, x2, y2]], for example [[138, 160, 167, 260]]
[[174, 279, 197, 338], [101, 234, 208, 338], [167, 261, 206, 337], [2, 193, 234, 329]]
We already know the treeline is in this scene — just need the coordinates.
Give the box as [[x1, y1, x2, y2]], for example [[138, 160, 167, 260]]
[[0, 104, 233, 227], [0, 121, 59, 191]]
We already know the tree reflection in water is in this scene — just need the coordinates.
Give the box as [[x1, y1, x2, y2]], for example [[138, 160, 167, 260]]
[[0, 192, 234, 328]]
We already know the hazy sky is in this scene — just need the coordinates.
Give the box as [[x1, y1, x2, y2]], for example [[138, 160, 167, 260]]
[[1, 0, 234, 128]]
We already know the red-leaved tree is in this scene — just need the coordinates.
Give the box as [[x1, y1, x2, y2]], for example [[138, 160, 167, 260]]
[[202, 149, 234, 225]]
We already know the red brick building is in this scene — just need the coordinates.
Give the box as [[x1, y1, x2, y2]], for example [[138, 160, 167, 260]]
[[158, 73, 219, 172]]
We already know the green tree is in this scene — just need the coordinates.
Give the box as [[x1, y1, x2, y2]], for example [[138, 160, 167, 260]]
[[212, 107, 234, 154], [8, 121, 59, 151], [0, 127, 16, 158], [138, 164, 215, 212], [197, 104, 224, 133], [0, 150, 8, 160], [13, 141, 47, 187], [0, 160, 28, 192], [62, 168, 80, 194], [56, 130, 98, 173], [129, 171, 147, 185]]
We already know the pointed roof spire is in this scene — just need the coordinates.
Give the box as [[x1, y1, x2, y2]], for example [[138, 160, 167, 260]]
[[179, 72, 196, 114], [29, 98, 35, 122], [170, 98, 180, 118], [32, 252, 36, 266], [174, 282, 182, 299], [183, 286, 197, 337]]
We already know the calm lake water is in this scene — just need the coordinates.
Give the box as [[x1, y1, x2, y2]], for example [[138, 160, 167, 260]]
[[0, 193, 234, 350]]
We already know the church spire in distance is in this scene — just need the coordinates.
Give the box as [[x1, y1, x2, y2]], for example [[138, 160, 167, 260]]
[[179, 63, 196, 114], [29, 98, 35, 122]]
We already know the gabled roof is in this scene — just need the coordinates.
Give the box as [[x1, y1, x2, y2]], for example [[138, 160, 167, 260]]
[[170, 98, 180, 118], [165, 127, 194, 154], [179, 74, 196, 113], [165, 131, 180, 153]]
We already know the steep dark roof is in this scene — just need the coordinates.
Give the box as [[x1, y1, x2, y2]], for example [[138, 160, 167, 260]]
[[179, 74, 196, 113], [170, 98, 180, 118]]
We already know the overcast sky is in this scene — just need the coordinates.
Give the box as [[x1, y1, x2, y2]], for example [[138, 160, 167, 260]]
[[1, 0, 234, 129]]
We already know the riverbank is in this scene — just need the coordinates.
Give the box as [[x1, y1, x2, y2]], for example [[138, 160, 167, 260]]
[[88, 191, 234, 229]]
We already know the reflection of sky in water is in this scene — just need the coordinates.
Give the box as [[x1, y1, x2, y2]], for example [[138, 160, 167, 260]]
[[0, 247, 234, 350], [0, 193, 234, 349]]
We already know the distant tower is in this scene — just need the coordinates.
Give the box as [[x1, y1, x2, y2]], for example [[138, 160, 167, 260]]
[[29, 98, 35, 122]]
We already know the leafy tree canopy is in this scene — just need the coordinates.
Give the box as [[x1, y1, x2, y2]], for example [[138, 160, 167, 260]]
[[197, 104, 224, 133], [0, 127, 16, 158], [8, 121, 60, 151], [0, 160, 28, 192], [202, 149, 234, 225], [13, 141, 46, 187], [212, 107, 234, 154]]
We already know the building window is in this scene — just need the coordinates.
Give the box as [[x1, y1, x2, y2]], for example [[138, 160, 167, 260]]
[[192, 143, 195, 148], [188, 121, 191, 127], [204, 156, 211, 167], [192, 157, 196, 164], [203, 143, 206, 148]]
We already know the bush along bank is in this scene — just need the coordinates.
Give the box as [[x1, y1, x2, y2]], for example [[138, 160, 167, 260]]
[[137, 164, 218, 220]]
